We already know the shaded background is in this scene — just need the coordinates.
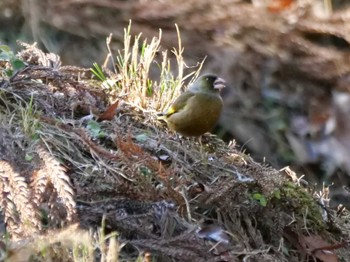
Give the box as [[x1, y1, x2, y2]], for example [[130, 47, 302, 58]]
[[2, 0, 350, 206]]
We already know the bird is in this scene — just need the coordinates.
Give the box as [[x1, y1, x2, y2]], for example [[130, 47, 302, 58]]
[[159, 74, 226, 137]]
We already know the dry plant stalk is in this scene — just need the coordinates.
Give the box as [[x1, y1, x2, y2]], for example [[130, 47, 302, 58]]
[[6, 224, 93, 261], [105, 22, 204, 112]]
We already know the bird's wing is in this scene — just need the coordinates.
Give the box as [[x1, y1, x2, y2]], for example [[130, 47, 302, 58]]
[[164, 91, 195, 117]]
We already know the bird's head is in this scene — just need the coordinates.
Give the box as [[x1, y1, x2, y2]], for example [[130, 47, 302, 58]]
[[190, 74, 226, 94]]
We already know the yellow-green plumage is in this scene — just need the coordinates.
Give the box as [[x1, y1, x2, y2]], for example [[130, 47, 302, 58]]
[[160, 74, 225, 137]]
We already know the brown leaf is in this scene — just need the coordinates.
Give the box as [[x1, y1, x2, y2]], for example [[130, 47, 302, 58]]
[[299, 234, 339, 262], [313, 249, 338, 262], [97, 100, 119, 122], [268, 0, 294, 13]]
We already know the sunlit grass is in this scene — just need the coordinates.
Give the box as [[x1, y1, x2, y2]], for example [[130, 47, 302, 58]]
[[92, 21, 204, 112]]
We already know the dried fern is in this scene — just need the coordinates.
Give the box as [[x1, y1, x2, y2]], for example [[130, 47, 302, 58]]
[[0, 161, 40, 238], [35, 145, 76, 223]]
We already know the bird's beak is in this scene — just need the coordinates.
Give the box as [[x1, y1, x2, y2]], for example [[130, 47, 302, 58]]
[[214, 78, 226, 90]]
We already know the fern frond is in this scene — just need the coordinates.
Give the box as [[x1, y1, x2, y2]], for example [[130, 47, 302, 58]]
[[0, 161, 41, 238], [35, 146, 77, 223]]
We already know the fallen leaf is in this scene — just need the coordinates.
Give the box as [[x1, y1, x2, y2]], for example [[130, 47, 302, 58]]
[[299, 234, 340, 262], [268, 0, 294, 13], [97, 100, 119, 121]]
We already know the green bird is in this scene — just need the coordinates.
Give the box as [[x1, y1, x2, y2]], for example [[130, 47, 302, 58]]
[[159, 74, 226, 137]]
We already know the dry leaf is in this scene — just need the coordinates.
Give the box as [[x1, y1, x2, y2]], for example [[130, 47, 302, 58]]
[[97, 100, 119, 122], [268, 0, 294, 12], [299, 234, 340, 262]]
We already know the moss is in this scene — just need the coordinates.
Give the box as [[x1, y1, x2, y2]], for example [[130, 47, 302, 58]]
[[279, 182, 325, 231]]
